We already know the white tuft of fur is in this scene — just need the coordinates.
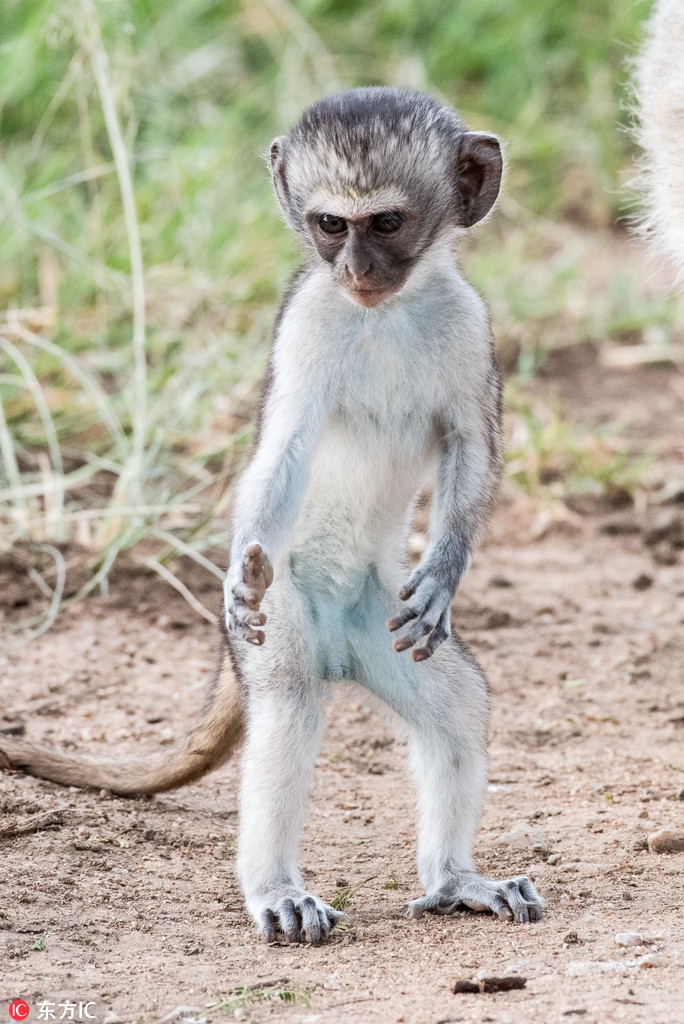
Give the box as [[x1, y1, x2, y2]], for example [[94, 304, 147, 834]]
[[634, 0, 684, 287], [306, 185, 410, 219]]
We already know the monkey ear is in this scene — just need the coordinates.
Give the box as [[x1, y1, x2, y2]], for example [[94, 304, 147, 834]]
[[268, 135, 299, 227], [269, 136, 287, 173], [453, 132, 503, 227]]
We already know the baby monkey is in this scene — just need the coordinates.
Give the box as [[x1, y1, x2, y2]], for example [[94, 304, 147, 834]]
[[0, 87, 542, 942]]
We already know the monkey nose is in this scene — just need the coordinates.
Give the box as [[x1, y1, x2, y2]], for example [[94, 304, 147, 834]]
[[346, 262, 373, 281]]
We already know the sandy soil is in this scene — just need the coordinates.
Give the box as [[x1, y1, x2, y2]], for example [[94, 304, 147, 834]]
[[1, 348, 683, 1024]]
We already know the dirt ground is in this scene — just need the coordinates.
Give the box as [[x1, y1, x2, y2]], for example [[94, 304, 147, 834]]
[[1, 346, 683, 1024]]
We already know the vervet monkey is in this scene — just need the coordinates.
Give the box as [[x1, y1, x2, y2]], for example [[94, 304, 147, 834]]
[[634, 0, 684, 285], [1, 88, 543, 942]]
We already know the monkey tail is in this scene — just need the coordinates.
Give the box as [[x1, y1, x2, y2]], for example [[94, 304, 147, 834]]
[[0, 648, 244, 796]]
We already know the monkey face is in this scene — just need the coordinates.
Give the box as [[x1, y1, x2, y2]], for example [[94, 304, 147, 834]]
[[304, 207, 423, 306], [268, 88, 503, 307]]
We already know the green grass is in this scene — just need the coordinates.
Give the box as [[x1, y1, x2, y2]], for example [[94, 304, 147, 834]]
[[505, 386, 653, 507], [203, 980, 311, 1015], [0, 0, 671, 627], [330, 874, 375, 911]]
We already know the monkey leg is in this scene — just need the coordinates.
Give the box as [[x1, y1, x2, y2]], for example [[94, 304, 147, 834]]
[[232, 597, 342, 944], [350, 591, 543, 924]]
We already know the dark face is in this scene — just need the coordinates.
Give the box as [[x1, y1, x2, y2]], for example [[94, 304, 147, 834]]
[[305, 207, 423, 307]]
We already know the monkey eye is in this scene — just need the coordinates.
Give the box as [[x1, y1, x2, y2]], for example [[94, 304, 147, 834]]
[[371, 211, 404, 234], [318, 214, 348, 235]]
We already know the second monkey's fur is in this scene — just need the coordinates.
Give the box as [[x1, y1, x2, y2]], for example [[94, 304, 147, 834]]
[[1, 88, 542, 940], [634, 0, 684, 285]]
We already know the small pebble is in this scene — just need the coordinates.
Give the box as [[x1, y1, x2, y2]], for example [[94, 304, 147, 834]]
[[548, 853, 562, 865], [639, 954, 666, 968], [648, 829, 684, 853], [615, 932, 642, 947]]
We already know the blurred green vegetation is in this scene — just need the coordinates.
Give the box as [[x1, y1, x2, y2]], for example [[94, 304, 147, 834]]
[[0, 0, 676, 626]]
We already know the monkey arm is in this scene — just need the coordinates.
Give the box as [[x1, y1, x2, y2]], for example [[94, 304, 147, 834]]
[[224, 369, 327, 643], [389, 397, 501, 660], [427, 414, 501, 588]]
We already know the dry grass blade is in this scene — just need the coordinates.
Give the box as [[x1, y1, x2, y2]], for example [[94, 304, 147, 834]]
[[0, 809, 67, 840], [142, 556, 218, 623], [80, 0, 148, 505], [7, 320, 128, 460], [0, 334, 64, 533], [0, 380, 26, 532], [151, 527, 226, 579], [22, 545, 66, 640]]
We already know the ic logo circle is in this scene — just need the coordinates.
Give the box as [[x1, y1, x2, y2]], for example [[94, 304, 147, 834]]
[[8, 1000, 30, 1021]]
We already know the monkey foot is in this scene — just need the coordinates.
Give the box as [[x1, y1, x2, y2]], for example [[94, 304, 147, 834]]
[[407, 872, 543, 924], [254, 890, 343, 944]]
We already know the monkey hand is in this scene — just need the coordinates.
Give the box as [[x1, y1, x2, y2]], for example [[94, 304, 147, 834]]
[[223, 542, 274, 645], [387, 566, 452, 661]]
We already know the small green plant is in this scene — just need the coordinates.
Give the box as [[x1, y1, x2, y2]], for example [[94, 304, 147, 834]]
[[203, 979, 311, 1016], [330, 875, 376, 912], [505, 386, 652, 503], [31, 933, 47, 951], [383, 877, 399, 890]]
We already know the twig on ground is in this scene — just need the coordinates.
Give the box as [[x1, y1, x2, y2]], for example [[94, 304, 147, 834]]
[[0, 809, 66, 840], [453, 976, 527, 994]]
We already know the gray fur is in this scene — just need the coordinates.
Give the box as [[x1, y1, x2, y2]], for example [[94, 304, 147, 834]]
[[224, 88, 542, 940]]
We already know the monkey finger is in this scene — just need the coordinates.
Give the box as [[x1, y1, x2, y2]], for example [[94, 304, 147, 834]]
[[394, 615, 435, 652], [242, 544, 265, 586], [231, 582, 262, 609], [387, 605, 418, 632], [400, 570, 441, 604], [245, 611, 267, 628], [412, 623, 449, 662], [228, 610, 265, 645], [242, 544, 274, 591], [230, 600, 260, 626]]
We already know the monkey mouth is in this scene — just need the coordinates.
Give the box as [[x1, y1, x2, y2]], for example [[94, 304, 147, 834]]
[[346, 284, 395, 307]]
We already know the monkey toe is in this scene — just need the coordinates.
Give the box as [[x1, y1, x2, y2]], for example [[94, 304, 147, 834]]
[[257, 893, 342, 944], [276, 897, 300, 941], [298, 896, 322, 944], [258, 909, 278, 943], [317, 908, 332, 939]]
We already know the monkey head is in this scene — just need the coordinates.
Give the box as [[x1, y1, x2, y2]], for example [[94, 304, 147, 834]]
[[268, 87, 502, 308]]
